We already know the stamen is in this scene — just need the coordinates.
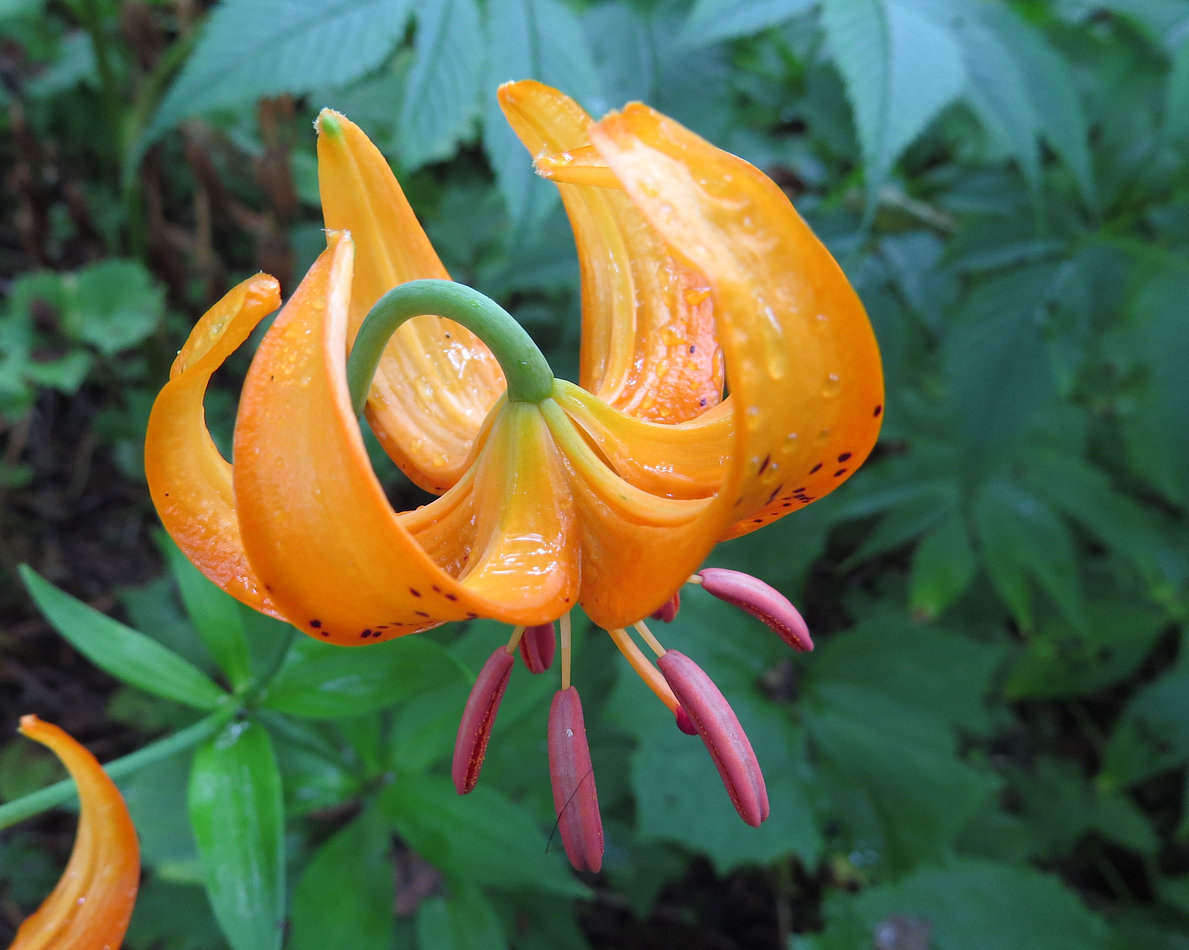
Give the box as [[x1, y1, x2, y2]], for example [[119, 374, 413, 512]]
[[651, 591, 681, 623], [559, 611, 573, 691], [452, 647, 515, 794], [693, 568, 813, 651], [607, 627, 680, 714], [548, 687, 604, 872], [518, 622, 556, 673], [658, 650, 769, 827], [632, 620, 667, 658], [534, 145, 621, 188]]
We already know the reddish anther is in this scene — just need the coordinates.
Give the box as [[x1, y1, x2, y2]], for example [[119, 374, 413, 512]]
[[696, 568, 813, 651], [651, 591, 681, 623], [519, 623, 556, 673], [452, 647, 515, 794], [548, 686, 604, 872], [658, 650, 769, 827], [674, 705, 698, 736]]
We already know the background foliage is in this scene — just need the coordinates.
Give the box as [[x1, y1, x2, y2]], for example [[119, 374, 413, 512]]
[[2, 0, 1187, 947]]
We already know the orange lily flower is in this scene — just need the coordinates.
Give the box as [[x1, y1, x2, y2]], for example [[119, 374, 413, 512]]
[[145, 81, 882, 870], [8, 716, 139, 950]]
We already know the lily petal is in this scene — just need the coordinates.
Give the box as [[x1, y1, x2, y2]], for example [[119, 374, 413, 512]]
[[589, 104, 884, 537], [317, 110, 505, 493], [499, 80, 723, 423], [232, 233, 579, 642], [144, 274, 283, 616], [10, 716, 139, 950]]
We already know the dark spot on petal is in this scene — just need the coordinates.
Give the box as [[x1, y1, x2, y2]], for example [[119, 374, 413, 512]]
[[432, 585, 442, 593], [264, 583, 274, 592], [445, 593, 458, 601], [782, 502, 793, 508], [837, 451, 852, 462], [766, 484, 782, 506], [689, 344, 696, 353], [873, 404, 883, 417], [758, 454, 771, 475], [792, 486, 805, 493], [810, 463, 822, 474], [360, 629, 372, 639], [465, 612, 478, 619], [699, 397, 708, 407], [409, 587, 422, 597], [833, 468, 848, 477], [309, 619, 322, 629], [415, 610, 429, 618]]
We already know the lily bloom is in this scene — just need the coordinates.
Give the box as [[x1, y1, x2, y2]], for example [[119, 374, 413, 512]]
[[145, 81, 882, 871], [7, 716, 140, 950]]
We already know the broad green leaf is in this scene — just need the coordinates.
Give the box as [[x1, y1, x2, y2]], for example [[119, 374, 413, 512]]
[[378, 773, 586, 897], [973, 479, 1085, 632], [677, 0, 814, 47], [1006, 599, 1168, 700], [820, 0, 965, 210], [148, 0, 413, 138], [261, 634, 466, 718], [953, 13, 1041, 195], [1100, 662, 1189, 789], [21, 565, 226, 710], [816, 859, 1110, 950], [909, 512, 977, 620], [482, 0, 601, 227], [1166, 35, 1189, 142], [942, 266, 1059, 477], [162, 535, 252, 692], [397, 0, 483, 170], [290, 808, 394, 950], [416, 887, 506, 950], [66, 259, 165, 355], [189, 720, 285, 950]]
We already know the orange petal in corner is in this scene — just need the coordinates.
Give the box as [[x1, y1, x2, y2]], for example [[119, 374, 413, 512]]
[[9, 715, 140, 950]]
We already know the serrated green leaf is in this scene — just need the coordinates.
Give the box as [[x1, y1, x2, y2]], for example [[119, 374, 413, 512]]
[[954, 13, 1041, 195], [821, 0, 965, 210], [20, 565, 226, 710], [148, 0, 413, 139], [290, 808, 394, 950], [909, 512, 977, 619], [161, 536, 252, 692], [189, 720, 285, 950], [818, 859, 1110, 950], [416, 887, 506, 950], [482, 0, 601, 227], [677, 0, 814, 47], [261, 634, 466, 719], [398, 0, 483, 169], [378, 773, 586, 897]]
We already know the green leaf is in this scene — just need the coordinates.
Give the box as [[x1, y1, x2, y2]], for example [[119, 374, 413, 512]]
[[416, 887, 506, 950], [20, 565, 226, 710], [189, 720, 285, 950], [261, 634, 466, 718], [953, 12, 1041, 195], [677, 0, 814, 47], [397, 0, 483, 170], [1100, 662, 1189, 789], [149, 0, 414, 138], [817, 858, 1110, 950], [1166, 35, 1189, 142], [1006, 599, 1168, 700], [973, 479, 1086, 633], [161, 536, 252, 692], [378, 773, 586, 897], [482, 0, 602, 227], [909, 512, 978, 620], [820, 0, 965, 210], [290, 808, 394, 950], [65, 260, 165, 355]]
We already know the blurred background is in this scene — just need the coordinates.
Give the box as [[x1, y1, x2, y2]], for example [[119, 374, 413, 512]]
[[1, 0, 1187, 948]]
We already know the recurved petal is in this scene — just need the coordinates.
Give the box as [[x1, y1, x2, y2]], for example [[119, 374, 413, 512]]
[[499, 80, 723, 423], [144, 274, 283, 616], [11, 716, 139, 950], [589, 105, 884, 538], [232, 233, 579, 645], [317, 110, 505, 493]]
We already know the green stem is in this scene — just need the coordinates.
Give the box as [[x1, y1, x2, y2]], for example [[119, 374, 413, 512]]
[[346, 279, 554, 411], [0, 708, 235, 831]]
